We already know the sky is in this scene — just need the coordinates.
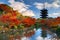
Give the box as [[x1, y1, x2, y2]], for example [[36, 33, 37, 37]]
[[0, 0, 60, 18], [0, 0, 60, 40]]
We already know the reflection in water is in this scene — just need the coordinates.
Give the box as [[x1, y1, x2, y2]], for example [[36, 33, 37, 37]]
[[0, 28, 57, 40], [30, 29, 42, 40], [30, 29, 57, 40]]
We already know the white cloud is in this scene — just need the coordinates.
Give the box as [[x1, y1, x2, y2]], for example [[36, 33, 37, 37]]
[[34, 2, 44, 9], [34, 0, 60, 9], [36, 36, 43, 40], [8, 0, 15, 4], [44, 2, 52, 8], [45, 38, 51, 40], [22, 10, 35, 17], [8, 0, 29, 12], [52, 2, 60, 8], [36, 36, 52, 40], [8, 0, 35, 17], [21, 37, 30, 40], [0, 2, 4, 4], [48, 12, 60, 18], [20, 0, 24, 2]]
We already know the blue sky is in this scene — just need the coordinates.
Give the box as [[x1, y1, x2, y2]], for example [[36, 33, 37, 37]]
[[0, 0, 60, 18]]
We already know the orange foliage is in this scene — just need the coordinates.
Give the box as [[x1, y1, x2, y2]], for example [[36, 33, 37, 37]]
[[40, 19, 46, 25], [0, 4, 12, 12], [46, 17, 60, 28], [55, 17, 60, 24], [0, 14, 10, 23], [0, 11, 21, 26], [22, 17, 36, 27], [50, 19, 60, 27]]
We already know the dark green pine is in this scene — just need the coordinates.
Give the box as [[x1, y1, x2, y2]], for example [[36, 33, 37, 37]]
[[56, 27, 60, 38], [35, 22, 41, 30], [0, 9, 3, 15]]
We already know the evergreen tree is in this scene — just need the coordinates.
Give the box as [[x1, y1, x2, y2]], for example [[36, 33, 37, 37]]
[[0, 9, 3, 14]]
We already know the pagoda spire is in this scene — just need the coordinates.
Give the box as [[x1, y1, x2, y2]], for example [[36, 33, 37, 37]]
[[40, 0, 48, 19]]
